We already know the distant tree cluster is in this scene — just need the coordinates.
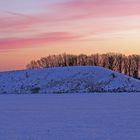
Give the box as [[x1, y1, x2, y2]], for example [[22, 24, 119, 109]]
[[26, 53, 140, 79]]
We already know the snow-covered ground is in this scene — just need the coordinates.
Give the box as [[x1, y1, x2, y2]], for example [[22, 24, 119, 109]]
[[0, 66, 140, 93], [0, 93, 140, 140]]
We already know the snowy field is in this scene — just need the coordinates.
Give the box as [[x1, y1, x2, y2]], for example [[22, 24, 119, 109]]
[[0, 93, 140, 140]]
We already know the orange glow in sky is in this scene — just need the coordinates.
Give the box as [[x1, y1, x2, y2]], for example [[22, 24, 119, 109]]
[[0, 0, 140, 71]]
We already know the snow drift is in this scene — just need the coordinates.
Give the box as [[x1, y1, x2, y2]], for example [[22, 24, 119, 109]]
[[0, 66, 140, 94]]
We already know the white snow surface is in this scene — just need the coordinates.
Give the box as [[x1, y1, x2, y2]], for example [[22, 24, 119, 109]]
[[0, 66, 140, 93], [0, 93, 140, 140]]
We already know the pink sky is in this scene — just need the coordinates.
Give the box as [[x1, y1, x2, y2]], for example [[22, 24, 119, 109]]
[[0, 0, 140, 71]]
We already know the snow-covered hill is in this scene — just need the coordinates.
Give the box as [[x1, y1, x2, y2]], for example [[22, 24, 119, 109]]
[[0, 66, 140, 94]]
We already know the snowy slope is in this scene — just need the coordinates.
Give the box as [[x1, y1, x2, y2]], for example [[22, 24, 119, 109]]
[[0, 66, 140, 94]]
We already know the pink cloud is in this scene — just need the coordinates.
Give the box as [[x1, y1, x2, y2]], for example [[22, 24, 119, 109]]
[[0, 0, 140, 50], [1, 0, 140, 30], [53, 0, 140, 20], [0, 32, 81, 50]]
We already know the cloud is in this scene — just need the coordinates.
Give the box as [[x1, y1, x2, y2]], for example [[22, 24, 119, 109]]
[[0, 0, 140, 49], [52, 0, 140, 20], [0, 0, 140, 31], [1, 0, 140, 27], [0, 32, 81, 50]]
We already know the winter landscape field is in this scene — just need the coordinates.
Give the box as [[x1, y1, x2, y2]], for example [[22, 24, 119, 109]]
[[1, 0, 140, 139], [0, 93, 140, 140], [0, 66, 140, 140]]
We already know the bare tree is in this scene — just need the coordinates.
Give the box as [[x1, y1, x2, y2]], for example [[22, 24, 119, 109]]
[[26, 53, 140, 79]]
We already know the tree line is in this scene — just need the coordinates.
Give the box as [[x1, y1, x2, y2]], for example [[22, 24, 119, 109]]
[[26, 53, 140, 78]]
